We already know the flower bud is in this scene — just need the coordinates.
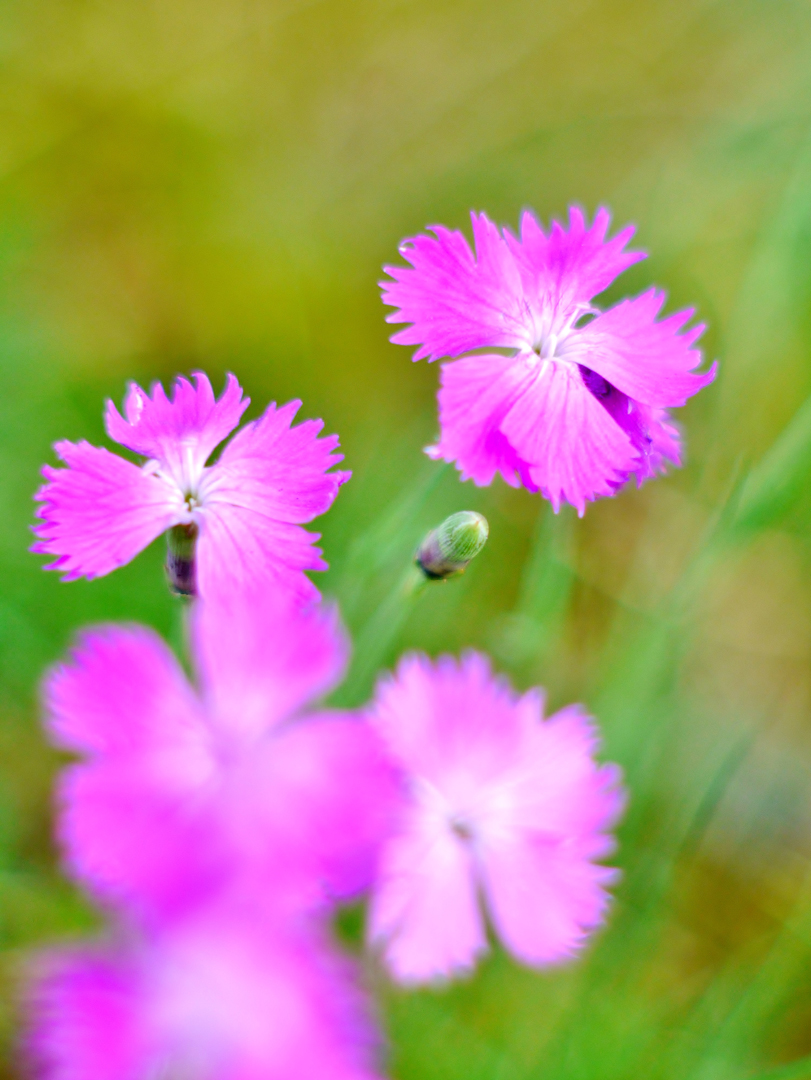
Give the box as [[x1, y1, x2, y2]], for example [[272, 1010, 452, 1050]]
[[166, 523, 198, 597], [416, 511, 489, 580]]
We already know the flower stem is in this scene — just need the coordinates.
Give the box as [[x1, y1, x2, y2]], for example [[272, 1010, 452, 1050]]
[[168, 593, 194, 676], [332, 565, 427, 707]]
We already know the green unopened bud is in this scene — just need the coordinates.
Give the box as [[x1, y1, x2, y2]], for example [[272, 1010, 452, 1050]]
[[416, 511, 489, 580], [166, 523, 198, 597]]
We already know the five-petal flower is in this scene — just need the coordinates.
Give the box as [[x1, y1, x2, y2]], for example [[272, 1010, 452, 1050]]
[[32, 372, 350, 598], [367, 652, 624, 983], [381, 207, 716, 513], [44, 582, 396, 928], [29, 903, 383, 1080]]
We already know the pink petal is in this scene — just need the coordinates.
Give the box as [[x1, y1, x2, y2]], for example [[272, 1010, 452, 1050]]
[[141, 912, 383, 1080], [57, 760, 222, 925], [26, 950, 148, 1080], [32, 441, 181, 581], [499, 358, 642, 514], [367, 653, 625, 978], [43, 594, 366, 927], [28, 913, 383, 1080], [577, 365, 684, 483], [44, 625, 202, 757], [427, 353, 539, 489], [510, 703, 626, 841], [473, 692, 624, 965], [191, 582, 349, 739], [44, 626, 218, 923], [104, 373, 248, 484], [369, 809, 486, 984], [372, 652, 530, 785], [640, 406, 682, 482], [505, 206, 645, 320], [220, 713, 399, 909], [564, 289, 716, 407], [57, 713, 396, 925], [381, 212, 532, 361], [480, 834, 618, 966], [195, 400, 349, 598], [195, 509, 324, 603], [430, 353, 641, 514]]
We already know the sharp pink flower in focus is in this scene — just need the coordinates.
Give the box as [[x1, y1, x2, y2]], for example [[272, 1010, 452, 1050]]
[[367, 653, 625, 984], [32, 373, 350, 598], [381, 208, 716, 514], [28, 903, 383, 1080], [43, 582, 396, 928]]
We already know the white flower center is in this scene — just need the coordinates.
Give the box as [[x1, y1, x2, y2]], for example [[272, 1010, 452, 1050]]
[[449, 814, 475, 842], [528, 300, 595, 362], [143, 441, 208, 525]]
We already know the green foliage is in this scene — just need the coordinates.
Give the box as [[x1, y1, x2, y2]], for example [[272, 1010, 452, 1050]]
[[733, 393, 811, 534], [1, 0, 811, 1078]]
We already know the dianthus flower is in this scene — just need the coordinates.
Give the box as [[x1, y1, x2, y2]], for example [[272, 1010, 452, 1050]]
[[367, 653, 624, 983], [43, 581, 396, 928], [28, 902, 383, 1080], [381, 208, 716, 513], [32, 373, 349, 598]]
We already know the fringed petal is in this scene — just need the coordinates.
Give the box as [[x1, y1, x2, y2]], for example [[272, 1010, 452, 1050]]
[[195, 400, 349, 599], [32, 441, 181, 580], [563, 288, 716, 407], [381, 212, 531, 361], [104, 372, 249, 486]]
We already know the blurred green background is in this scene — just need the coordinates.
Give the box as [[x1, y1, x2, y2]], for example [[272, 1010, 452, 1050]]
[[1, 0, 811, 1076]]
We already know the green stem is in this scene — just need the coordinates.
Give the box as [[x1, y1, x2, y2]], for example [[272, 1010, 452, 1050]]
[[332, 566, 427, 707], [168, 593, 194, 676], [746, 1056, 811, 1080]]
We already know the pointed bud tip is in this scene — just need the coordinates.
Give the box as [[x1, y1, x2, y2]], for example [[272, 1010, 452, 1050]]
[[416, 511, 489, 580]]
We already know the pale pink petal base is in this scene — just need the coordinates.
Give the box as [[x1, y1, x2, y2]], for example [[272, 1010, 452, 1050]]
[[28, 914, 383, 1080], [369, 813, 486, 984]]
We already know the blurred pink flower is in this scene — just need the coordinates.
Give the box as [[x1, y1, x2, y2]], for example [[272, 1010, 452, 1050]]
[[32, 373, 349, 598], [381, 208, 715, 513], [367, 653, 625, 984], [28, 902, 383, 1080], [43, 583, 396, 928]]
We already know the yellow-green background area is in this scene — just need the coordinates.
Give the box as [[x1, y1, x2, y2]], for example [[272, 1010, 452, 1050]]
[[1, 1, 811, 1077]]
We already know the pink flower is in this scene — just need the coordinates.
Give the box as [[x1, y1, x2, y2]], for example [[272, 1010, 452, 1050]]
[[367, 653, 625, 984], [32, 373, 349, 598], [381, 208, 716, 514], [43, 582, 396, 928], [27, 903, 383, 1080]]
